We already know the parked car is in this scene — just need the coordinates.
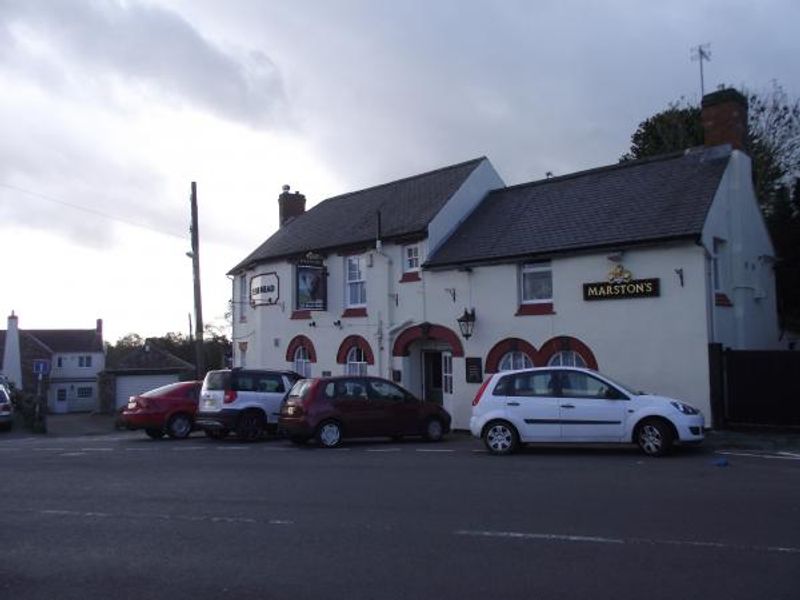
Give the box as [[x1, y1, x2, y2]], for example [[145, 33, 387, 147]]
[[279, 375, 452, 448], [0, 387, 14, 431], [470, 367, 704, 456], [196, 368, 302, 441], [120, 381, 202, 439]]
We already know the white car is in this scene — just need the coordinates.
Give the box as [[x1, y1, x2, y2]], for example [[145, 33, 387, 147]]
[[470, 367, 704, 456]]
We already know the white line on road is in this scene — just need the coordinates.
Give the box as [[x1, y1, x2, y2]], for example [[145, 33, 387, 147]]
[[367, 448, 402, 452], [216, 446, 250, 451], [37, 508, 290, 527], [79, 447, 114, 452], [454, 529, 800, 555], [171, 447, 205, 451], [59, 452, 87, 457], [717, 451, 800, 461]]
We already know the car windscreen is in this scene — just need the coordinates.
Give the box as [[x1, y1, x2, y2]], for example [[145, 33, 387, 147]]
[[204, 371, 231, 391]]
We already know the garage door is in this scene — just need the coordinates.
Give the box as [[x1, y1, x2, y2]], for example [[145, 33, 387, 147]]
[[115, 374, 179, 409]]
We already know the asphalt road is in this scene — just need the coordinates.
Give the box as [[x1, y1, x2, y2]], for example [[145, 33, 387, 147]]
[[1, 432, 798, 600]]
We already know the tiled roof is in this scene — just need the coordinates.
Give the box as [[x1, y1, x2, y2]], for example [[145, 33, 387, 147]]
[[426, 147, 730, 268], [105, 342, 195, 372], [230, 157, 486, 272]]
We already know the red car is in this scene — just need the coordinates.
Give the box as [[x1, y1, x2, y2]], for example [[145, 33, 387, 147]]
[[279, 376, 451, 448], [121, 381, 202, 439]]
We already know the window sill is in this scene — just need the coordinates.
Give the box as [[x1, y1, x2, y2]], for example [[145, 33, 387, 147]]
[[515, 303, 555, 316], [399, 272, 421, 283], [290, 310, 312, 320], [715, 293, 733, 307], [342, 307, 368, 318]]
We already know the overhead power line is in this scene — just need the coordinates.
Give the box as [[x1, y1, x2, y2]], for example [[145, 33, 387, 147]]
[[0, 181, 187, 240]]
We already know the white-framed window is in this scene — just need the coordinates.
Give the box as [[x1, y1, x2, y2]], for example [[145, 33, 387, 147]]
[[345, 346, 367, 376], [346, 256, 367, 307], [239, 275, 248, 321], [442, 352, 453, 395], [77, 386, 93, 398], [56, 388, 67, 402], [712, 238, 726, 291], [498, 351, 534, 372], [294, 346, 311, 378], [78, 355, 92, 368], [548, 351, 586, 368], [56, 357, 63, 368], [404, 244, 421, 272], [520, 261, 553, 303]]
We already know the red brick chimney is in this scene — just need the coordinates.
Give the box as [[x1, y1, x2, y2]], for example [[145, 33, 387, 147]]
[[701, 88, 748, 152], [278, 185, 306, 227]]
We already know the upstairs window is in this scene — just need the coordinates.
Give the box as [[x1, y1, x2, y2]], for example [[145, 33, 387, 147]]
[[712, 238, 726, 291], [346, 256, 367, 307], [239, 275, 248, 322], [404, 244, 421, 272], [520, 261, 552, 304], [78, 355, 92, 368]]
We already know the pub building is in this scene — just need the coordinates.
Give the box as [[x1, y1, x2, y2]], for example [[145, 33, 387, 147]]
[[229, 89, 781, 429]]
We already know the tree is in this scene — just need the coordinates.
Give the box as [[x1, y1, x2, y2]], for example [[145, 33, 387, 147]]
[[621, 82, 800, 330], [105, 329, 232, 374]]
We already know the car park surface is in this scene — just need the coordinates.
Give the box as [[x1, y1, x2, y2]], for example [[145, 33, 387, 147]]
[[470, 367, 705, 456], [279, 375, 451, 447], [120, 380, 202, 439]]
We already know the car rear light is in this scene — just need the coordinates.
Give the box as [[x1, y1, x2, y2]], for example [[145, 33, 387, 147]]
[[472, 378, 492, 407], [223, 390, 237, 404]]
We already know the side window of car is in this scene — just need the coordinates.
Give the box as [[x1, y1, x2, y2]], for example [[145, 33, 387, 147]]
[[256, 374, 284, 394], [559, 372, 616, 400], [368, 380, 406, 403], [234, 375, 255, 392], [511, 372, 558, 397]]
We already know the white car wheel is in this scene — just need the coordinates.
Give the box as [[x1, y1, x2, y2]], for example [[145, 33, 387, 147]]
[[483, 421, 519, 455]]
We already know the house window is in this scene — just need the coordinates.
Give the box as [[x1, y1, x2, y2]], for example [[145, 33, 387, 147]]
[[78, 355, 92, 368], [294, 346, 312, 378], [346, 256, 366, 307], [548, 351, 587, 368], [345, 346, 368, 376], [56, 357, 63, 368], [57, 389, 67, 402], [520, 261, 552, 303], [239, 275, 248, 322], [712, 238, 726, 291], [442, 353, 453, 395], [498, 351, 534, 371], [77, 387, 93, 398], [404, 244, 421, 272]]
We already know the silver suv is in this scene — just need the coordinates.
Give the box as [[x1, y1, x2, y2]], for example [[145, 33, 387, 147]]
[[195, 369, 302, 441]]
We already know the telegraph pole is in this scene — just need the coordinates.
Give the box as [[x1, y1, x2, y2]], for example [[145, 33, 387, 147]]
[[190, 182, 204, 379]]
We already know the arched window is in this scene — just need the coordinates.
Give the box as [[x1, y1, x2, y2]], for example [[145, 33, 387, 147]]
[[294, 346, 311, 378], [498, 351, 533, 371], [346, 346, 368, 376], [548, 350, 587, 368]]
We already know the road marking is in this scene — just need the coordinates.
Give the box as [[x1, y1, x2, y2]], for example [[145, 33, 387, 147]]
[[416, 449, 455, 453], [59, 452, 87, 457], [172, 447, 205, 451], [717, 451, 800, 461], [33, 447, 66, 452], [125, 448, 155, 452], [454, 529, 800, 555], [367, 448, 401, 453], [37, 508, 291, 527], [216, 446, 250, 451], [79, 447, 113, 452]]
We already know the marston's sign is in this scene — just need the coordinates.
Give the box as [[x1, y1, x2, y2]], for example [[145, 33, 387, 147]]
[[583, 264, 660, 301]]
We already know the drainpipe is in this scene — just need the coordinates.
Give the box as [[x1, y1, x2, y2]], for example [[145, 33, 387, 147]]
[[374, 212, 394, 377]]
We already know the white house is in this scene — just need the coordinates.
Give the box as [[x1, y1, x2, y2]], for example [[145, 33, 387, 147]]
[[0, 313, 106, 413], [228, 89, 781, 429]]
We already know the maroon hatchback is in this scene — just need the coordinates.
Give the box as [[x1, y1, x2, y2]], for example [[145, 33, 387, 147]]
[[279, 376, 451, 448], [121, 381, 202, 440]]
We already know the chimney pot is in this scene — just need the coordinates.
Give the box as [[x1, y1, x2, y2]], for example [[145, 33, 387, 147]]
[[278, 187, 307, 227], [701, 88, 748, 152], [282, 184, 290, 192]]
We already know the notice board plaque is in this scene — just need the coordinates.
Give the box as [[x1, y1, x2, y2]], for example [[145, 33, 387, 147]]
[[465, 357, 483, 384]]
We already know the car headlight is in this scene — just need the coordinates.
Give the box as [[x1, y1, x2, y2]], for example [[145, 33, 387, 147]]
[[670, 401, 699, 415]]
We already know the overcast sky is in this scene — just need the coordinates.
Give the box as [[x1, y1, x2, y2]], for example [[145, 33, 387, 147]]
[[1, 0, 799, 345]]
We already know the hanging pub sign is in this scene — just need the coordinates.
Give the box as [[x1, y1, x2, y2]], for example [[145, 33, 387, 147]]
[[251, 272, 280, 306], [296, 252, 327, 311], [583, 264, 660, 301]]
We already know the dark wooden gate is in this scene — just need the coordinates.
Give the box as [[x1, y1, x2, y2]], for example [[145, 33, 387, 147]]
[[709, 344, 800, 428]]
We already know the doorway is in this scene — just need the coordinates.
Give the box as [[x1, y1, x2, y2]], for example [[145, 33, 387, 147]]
[[422, 351, 443, 405]]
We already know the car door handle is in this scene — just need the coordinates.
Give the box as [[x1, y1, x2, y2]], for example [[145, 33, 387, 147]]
[[561, 404, 575, 409], [506, 401, 520, 406]]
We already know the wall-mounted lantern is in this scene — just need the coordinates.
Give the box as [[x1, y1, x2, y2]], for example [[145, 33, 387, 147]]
[[456, 308, 476, 340]]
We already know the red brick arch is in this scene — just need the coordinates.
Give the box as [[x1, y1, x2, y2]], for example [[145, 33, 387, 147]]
[[391, 323, 464, 358], [537, 336, 598, 370], [285, 335, 317, 363], [485, 338, 539, 374], [336, 335, 375, 365]]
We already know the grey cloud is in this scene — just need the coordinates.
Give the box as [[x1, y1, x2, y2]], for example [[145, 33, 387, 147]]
[[0, 0, 288, 127]]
